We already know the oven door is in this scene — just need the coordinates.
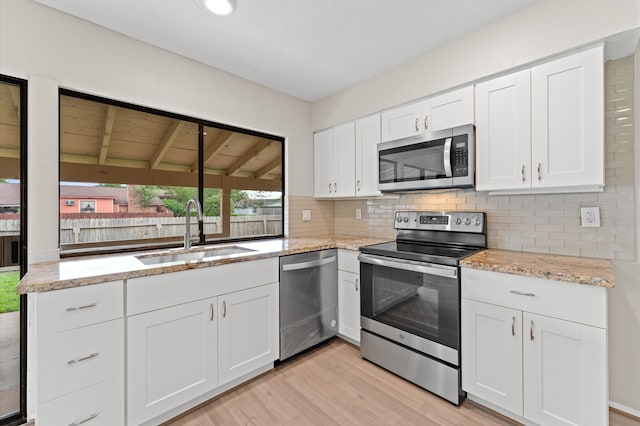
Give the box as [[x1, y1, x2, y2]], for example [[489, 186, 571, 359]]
[[359, 253, 460, 365]]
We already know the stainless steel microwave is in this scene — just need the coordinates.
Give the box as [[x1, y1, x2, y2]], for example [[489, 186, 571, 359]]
[[377, 124, 475, 192]]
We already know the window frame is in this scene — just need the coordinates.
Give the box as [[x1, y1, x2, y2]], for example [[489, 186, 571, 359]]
[[58, 89, 285, 256]]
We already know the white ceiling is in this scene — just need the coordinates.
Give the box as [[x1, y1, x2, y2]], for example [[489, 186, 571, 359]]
[[33, 0, 539, 102]]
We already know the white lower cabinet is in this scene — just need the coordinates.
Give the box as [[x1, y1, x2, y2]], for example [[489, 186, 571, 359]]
[[127, 297, 219, 426], [337, 249, 360, 343], [523, 313, 607, 426], [461, 268, 608, 426], [218, 283, 279, 385]]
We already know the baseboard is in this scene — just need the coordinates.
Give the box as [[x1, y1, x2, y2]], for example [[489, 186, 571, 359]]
[[610, 401, 640, 420]]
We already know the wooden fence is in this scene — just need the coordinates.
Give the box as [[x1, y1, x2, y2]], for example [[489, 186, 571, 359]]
[[59, 215, 282, 244]]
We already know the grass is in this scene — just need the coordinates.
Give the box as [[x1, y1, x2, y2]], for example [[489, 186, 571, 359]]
[[0, 271, 20, 313]]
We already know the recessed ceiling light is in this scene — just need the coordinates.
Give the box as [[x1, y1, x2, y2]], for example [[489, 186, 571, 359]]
[[202, 0, 237, 16]]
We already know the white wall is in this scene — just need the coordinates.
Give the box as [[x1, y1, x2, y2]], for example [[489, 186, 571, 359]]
[[312, 0, 640, 130], [0, 0, 314, 261]]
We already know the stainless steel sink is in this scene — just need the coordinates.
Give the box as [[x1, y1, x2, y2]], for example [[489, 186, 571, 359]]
[[136, 246, 256, 265]]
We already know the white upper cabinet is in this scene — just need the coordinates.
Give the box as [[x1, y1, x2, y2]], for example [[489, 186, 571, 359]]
[[381, 86, 474, 142], [531, 46, 604, 188], [475, 70, 531, 191], [313, 122, 356, 198], [475, 45, 604, 193], [355, 114, 382, 197]]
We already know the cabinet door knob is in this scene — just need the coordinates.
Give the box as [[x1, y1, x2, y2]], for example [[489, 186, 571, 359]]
[[530, 320, 535, 341], [512, 316, 516, 336]]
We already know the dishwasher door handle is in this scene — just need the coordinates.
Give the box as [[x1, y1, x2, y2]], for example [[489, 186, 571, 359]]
[[281, 256, 337, 272]]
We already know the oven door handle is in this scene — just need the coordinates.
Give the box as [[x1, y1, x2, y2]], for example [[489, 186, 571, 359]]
[[358, 253, 457, 278]]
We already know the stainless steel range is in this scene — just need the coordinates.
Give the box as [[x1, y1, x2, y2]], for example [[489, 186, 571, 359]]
[[358, 210, 486, 405]]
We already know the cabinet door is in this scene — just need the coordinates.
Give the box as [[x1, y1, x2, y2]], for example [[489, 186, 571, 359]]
[[333, 122, 356, 197], [338, 270, 360, 343], [355, 114, 381, 197], [381, 101, 422, 142], [475, 71, 531, 191], [424, 85, 474, 132], [461, 299, 523, 416], [314, 129, 333, 197], [218, 283, 279, 386], [523, 313, 607, 426], [127, 297, 218, 426], [531, 46, 604, 188]]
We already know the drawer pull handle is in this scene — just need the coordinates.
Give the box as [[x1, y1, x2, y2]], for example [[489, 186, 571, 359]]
[[510, 290, 535, 297], [69, 412, 98, 426], [511, 316, 515, 336], [66, 303, 97, 312], [67, 352, 99, 365]]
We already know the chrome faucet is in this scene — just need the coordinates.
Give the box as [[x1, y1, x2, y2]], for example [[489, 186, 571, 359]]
[[184, 198, 203, 250]]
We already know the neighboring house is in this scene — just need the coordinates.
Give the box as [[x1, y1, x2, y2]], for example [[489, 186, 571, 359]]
[[59, 185, 166, 214], [0, 182, 20, 214]]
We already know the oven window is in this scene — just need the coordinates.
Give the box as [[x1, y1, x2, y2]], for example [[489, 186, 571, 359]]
[[378, 139, 446, 183], [361, 263, 459, 349]]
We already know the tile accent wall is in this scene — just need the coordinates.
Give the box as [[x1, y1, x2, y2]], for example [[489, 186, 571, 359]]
[[292, 56, 636, 261]]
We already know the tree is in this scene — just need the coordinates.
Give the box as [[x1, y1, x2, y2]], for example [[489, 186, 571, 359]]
[[133, 185, 158, 208]]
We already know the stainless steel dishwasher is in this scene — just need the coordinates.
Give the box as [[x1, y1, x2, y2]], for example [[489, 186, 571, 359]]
[[279, 249, 338, 361]]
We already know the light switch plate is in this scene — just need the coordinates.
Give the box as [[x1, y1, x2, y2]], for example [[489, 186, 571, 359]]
[[355, 208, 362, 220], [580, 207, 600, 227], [302, 209, 312, 221]]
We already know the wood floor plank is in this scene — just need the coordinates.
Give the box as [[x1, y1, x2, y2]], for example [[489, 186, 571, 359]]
[[166, 339, 640, 426]]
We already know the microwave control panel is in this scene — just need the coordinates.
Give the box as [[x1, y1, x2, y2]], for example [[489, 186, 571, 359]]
[[451, 136, 468, 177]]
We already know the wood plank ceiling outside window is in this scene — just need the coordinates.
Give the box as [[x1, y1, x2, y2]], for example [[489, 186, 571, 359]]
[[59, 95, 282, 192]]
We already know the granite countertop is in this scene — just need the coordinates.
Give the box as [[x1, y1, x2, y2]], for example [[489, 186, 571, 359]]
[[17, 235, 388, 294], [461, 249, 615, 288]]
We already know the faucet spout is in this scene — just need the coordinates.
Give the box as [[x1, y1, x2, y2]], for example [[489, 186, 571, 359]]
[[184, 198, 203, 250]]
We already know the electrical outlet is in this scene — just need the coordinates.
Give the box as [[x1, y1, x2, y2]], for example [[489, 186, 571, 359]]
[[580, 207, 600, 227], [302, 209, 312, 221], [355, 208, 362, 220]]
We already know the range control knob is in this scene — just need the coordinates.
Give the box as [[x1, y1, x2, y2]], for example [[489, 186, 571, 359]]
[[397, 216, 402, 223], [465, 218, 471, 225], [455, 218, 462, 225], [403, 217, 409, 223], [475, 218, 482, 226]]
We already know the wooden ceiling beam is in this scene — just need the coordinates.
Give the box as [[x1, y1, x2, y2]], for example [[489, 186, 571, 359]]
[[192, 130, 233, 172], [149, 119, 185, 169], [227, 140, 272, 176], [254, 157, 281, 179], [98, 106, 117, 165]]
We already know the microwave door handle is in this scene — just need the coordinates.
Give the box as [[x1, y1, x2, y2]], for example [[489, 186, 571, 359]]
[[443, 137, 453, 177]]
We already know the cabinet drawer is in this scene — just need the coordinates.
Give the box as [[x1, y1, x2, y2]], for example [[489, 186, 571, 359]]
[[338, 249, 359, 274], [37, 375, 124, 426], [37, 318, 124, 403], [461, 268, 607, 328], [127, 258, 278, 316], [36, 281, 123, 334]]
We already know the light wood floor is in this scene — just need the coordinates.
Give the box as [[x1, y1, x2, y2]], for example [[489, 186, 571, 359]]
[[167, 338, 639, 426]]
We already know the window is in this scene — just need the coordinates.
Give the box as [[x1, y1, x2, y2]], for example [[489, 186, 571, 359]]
[[59, 91, 284, 254]]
